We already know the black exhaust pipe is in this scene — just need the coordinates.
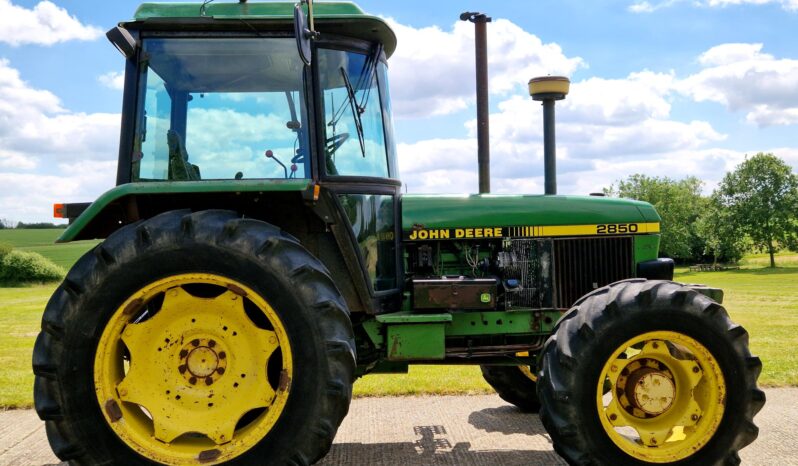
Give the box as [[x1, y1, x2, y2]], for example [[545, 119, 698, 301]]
[[529, 76, 570, 195], [461, 12, 492, 194]]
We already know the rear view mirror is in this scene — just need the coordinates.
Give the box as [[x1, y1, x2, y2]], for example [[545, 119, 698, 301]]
[[294, 3, 313, 65], [106, 26, 137, 59]]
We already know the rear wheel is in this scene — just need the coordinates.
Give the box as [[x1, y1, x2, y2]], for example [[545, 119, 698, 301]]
[[480, 365, 541, 412], [538, 279, 765, 465], [33, 210, 356, 465]]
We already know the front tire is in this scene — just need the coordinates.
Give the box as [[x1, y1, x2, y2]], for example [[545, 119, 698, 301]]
[[33, 210, 356, 465], [538, 279, 765, 465]]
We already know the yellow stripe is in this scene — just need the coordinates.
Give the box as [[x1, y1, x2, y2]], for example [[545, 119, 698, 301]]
[[537, 222, 660, 237], [404, 222, 660, 240]]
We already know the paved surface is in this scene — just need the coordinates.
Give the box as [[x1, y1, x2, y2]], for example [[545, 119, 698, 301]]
[[2, 389, 796, 466]]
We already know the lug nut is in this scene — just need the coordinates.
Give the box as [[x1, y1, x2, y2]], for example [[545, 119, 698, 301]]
[[205, 377, 214, 386], [691, 414, 699, 421], [179, 350, 188, 359], [178, 365, 187, 374], [217, 367, 225, 375], [191, 339, 200, 347], [609, 413, 617, 421], [692, 366, 700, 373], [218, 351, 226, 360], [189, 377, 197, 385], [208, 339, 216, 348]]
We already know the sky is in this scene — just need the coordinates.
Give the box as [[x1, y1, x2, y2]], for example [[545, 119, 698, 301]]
[[0, 0, 797, 223]]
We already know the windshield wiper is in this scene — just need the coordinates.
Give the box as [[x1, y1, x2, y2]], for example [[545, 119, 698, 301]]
[[339, 67, 366, 158]]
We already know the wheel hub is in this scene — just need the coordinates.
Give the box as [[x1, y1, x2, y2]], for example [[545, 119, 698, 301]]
[[629, 369, 675, 415], [187, 347, 218, 377], [179, 337, 227, 385], [616, 357, 677, 419]]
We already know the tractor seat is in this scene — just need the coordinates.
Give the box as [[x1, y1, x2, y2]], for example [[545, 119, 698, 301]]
[[167, 130, 201, 181]]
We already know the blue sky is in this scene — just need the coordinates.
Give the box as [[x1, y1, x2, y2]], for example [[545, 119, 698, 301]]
[[0, 0, 796, 222]]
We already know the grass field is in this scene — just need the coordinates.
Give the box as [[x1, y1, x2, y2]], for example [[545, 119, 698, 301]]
[[0, 230, 796, 407], [0, 229, 99, 269], [0, 285, 54, 409]]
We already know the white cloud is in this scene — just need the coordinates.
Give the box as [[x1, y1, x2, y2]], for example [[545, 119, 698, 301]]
[[0, 0, 102, 46], [628, 0, 682, 13], [98, 71, 125, 91], [677, 43, 798, 126], [630, 0, 798, 12], [387, 18, 584, 118], [0, 59, 118, 223], [706, 0, 798, 11]]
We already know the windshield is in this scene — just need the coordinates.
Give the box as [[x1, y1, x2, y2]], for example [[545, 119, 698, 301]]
[[318, 48, 395, 178], [132, 38, 309, 181]]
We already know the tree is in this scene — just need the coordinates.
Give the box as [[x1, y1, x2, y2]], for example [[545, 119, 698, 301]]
[[695, 195, 749, 264], [605, 175, 707, 261], [715, 153, 798, 268]]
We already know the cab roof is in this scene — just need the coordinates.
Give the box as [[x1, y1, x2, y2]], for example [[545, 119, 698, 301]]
[[128, 2, 397, 57]]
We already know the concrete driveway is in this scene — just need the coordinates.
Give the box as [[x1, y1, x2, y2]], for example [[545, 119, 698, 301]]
[[2, 389, 795, 466]]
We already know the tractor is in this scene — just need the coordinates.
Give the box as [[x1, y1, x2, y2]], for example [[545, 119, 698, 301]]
[[33, 1, 764, 465]]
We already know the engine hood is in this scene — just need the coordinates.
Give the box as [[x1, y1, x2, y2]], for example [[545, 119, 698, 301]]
[[400, 194, 660, 240]]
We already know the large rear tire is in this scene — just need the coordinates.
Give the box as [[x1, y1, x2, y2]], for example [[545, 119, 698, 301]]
[[33, 210, 356, 465], [480, 365, 541, 413], [537, 279, 765, 466]]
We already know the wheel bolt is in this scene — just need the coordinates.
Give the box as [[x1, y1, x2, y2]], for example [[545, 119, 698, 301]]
[[178, 365, 187, 374], [192, 339, 200, 347], [217, 367, 225, 375], [179, 350, 188, 359], [692, 366, 700, 373], [208, 340, 216, 348], [609, 413, 617, 421], [691, 414, 699, 421], [189, 377, 197, 385], [652, 342, 659, 349], [205, 377, 214, 386], [218, 351, 227, 360]]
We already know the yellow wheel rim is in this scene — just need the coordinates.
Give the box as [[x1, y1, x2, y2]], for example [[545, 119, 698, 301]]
[[94, 274, 293, 465], [596, 331, 725, 463]]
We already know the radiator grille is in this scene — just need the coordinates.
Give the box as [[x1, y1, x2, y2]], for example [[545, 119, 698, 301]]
[[553, 236, 634, 309]]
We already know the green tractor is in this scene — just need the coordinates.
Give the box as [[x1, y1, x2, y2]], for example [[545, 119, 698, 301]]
[[34, 2, 763, 465]]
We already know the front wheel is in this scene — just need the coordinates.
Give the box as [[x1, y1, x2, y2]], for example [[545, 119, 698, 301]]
[[538, 279, 765, 465], [33, 210, 356, 465]]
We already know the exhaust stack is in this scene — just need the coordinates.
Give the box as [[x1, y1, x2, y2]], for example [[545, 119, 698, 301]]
[[460, 11, 492, 194], [529, 76, 570, 195]]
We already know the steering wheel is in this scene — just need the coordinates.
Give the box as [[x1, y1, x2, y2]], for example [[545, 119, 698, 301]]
[[326, 133, 349, 157]]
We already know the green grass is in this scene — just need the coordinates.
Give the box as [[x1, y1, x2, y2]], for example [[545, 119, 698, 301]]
[[0, 284, 56, 409], [0, 229, 99, 269], [738, 251, 798, 268], [0, 249, 796, 407], [354, 366, 493, 397]]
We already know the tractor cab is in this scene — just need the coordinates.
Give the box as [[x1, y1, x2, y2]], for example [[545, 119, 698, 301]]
[[126, 27, 396, 183]]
